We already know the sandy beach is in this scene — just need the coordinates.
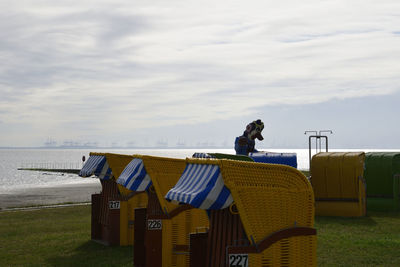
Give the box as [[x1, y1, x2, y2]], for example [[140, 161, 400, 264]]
[[0, 183, 102, 209]]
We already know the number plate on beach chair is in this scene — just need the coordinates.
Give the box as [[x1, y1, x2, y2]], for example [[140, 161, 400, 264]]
[[229, 254, 249, 267], [109, 201, 120, 210], [147, 219, 162, 230]]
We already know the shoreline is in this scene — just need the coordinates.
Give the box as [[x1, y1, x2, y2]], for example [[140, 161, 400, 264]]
[[0, 182, 102, 209]]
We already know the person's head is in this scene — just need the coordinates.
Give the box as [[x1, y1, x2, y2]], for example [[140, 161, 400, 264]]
[[245, 119, 264, 140]]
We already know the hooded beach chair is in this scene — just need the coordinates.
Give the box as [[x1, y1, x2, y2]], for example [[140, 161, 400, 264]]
[[79, 152, 148, 246], [364, 152, 400, 211], [115, 155, 209, 267], [311, 152, 366, 217], [166, 158, 316, 267]]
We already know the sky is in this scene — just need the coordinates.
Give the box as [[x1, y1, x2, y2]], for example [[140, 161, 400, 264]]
[[1, 0, 400, 149]]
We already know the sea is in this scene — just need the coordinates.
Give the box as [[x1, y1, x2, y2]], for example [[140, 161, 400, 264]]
[[0, 148, 398, 194]]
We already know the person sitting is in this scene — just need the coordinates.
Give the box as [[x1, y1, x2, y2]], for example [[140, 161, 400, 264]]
[[234, 119, 264, 156]]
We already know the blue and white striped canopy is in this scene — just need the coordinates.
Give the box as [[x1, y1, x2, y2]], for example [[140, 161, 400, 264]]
[[165, 163, 233, 210], [79, 155, 112, 180], [192, 152, 214, 159], [116, 158, 152, 191]]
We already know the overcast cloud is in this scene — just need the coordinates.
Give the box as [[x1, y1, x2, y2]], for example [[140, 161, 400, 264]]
[[1, 0, 400, 148]]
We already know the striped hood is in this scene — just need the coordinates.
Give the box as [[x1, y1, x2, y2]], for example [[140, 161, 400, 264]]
[[116, 158, 152, 191], [165, 163, 233, 210], [79, 154, 112, 180]]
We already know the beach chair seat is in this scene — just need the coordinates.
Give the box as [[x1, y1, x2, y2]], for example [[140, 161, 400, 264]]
[[311, 152, 366, 217], [166, 159, 316, 267]]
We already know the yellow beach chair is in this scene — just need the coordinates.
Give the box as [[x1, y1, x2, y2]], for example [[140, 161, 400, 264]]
[[116, 155, 209, 267], [311, 152, 366, 217], [166, 159, 316, 267], [79, 152, 148, 246], [105, 153, 148, 245]]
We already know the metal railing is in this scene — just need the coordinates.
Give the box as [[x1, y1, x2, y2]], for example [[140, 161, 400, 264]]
[[305, 130, 333, 170]]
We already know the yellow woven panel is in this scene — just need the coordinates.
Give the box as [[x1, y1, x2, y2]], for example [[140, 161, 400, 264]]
[[105, 153, 137, 196], [105, 153, 135, 179], [342, 152, 365, 198], [249, 235, 317, 266], [89, 152, 106, 156], [219, 160, 314, 245], [123, 192, 148, 245], [311, 152, 365, 199], [310, 153, 328, 197], [141, 155, 187, 214], [311, 152, 366, 217], [162, 219, 173, 267], [162, 209, 209, 267], [128, 191, 148, 209], [186, 157, 221, 166], [89, 152, 134, 196]]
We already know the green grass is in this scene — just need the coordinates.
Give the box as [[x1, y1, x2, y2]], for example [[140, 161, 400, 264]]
[[0, 206, 132, 267], [1, 206, 399, 266], [316, 211, 400, 266]]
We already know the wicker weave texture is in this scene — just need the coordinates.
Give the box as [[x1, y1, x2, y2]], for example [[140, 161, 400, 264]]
[[94, 153, 149, 245], [219, 160, 314, 245], [89, 152, 106, 156], [311, 152, 366, 216], [116, 187, 148, 245], [104, 153, 136, 197], [98, 179, 120, 225], [311, 152, 365, 199], [142, 155, 187, 214], [162, 209, 209, 267], [176, 159, 316, 266], [250, 236, 317, 266], [217, 159, 316, 266], [159, 212, 209, 267], [105, 153, 135, 178], [124, 192, 148, 245], [141, 156, 209, 267]]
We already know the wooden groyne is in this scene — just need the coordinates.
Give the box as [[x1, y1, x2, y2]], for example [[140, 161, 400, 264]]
[[17, 168, 80, 174]]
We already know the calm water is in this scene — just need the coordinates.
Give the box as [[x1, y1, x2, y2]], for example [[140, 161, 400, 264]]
[[0, 148, 397, 194]]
